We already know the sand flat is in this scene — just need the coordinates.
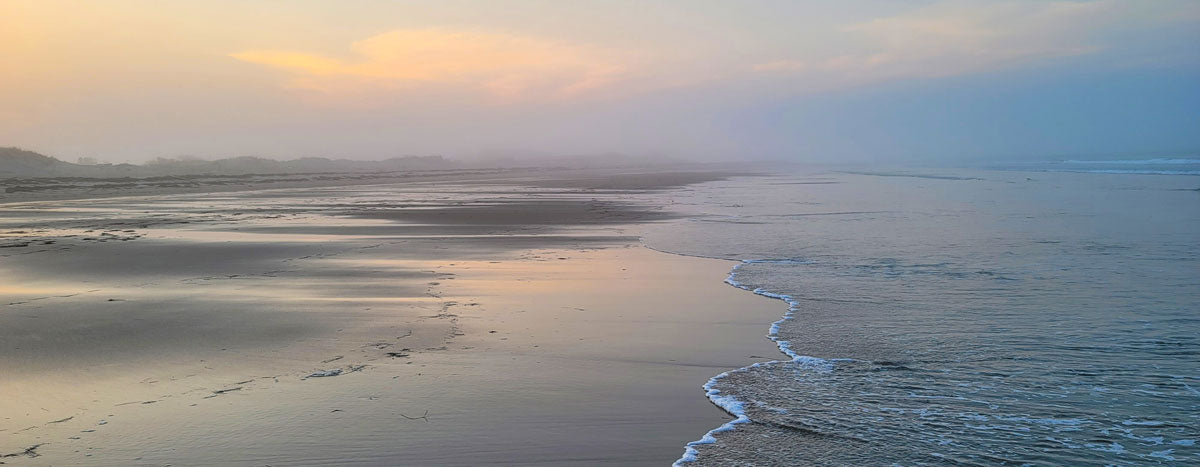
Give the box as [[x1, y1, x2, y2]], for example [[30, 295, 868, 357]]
[[0, 171, 781, 465]]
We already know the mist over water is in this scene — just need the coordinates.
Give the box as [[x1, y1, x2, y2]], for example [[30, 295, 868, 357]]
[[992, 158, 1200, 176], [645, 169, 1200, 464], [5, 2, 1200, 464]]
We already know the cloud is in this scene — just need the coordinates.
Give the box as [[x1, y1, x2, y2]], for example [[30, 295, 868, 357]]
[[752, 60, 807, 73], [752, 0, 1198, 82], [840, 1, 1104, 75], [232, 29, 630, 101]]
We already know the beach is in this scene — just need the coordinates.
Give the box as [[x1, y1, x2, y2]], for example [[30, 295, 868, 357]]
[[7, 2, 1197, 463], [0, 169, 782, 465]]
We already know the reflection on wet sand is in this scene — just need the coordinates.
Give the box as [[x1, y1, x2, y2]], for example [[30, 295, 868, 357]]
[[1, 171, 779, 465]]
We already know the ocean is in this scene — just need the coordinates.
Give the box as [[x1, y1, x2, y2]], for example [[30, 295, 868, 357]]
[[643, 162, 1200, 464]]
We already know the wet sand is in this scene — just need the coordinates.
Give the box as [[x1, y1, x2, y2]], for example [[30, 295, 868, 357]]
[[0, 167, 742, 204], [0, 170, 781, 465]]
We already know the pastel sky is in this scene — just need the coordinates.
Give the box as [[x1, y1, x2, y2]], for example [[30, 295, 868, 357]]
[[2, 0, 1198, 163]]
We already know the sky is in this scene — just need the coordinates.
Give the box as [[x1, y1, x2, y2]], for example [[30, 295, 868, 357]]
[[2, 0, 1198, 163]]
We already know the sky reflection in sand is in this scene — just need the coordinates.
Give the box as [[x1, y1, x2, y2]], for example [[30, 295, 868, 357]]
[[0, 173, 779, 465]]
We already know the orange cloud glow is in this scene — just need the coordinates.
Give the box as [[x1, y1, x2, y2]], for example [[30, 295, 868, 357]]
[[231, 29, 630, 101]]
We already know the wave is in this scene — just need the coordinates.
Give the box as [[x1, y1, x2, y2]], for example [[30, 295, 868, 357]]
[[1040, 169, 1200, 175], [1046, 158, 1200, 175], [840, 171, 982, 181], [674, 260, 836, 466], [1062, 158, 1200, 165]]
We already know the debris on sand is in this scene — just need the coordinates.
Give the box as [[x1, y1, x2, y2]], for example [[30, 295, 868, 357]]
[[306, 369, 342, 378], [205, 386, 243, 398], [2, 443, 45, 458], [306, 364, 366, 379]]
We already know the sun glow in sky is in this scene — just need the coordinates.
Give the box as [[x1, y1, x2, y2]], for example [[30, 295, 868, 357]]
[[2, 1, 1198, 162], [232, 29, 631, 100]]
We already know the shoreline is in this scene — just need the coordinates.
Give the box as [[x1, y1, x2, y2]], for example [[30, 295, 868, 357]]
[[1, 170, 784, 465], [0, 166, 753, 205], [673, 259, 832, 465]]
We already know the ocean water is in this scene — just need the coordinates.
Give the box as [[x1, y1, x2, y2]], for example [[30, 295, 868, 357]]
[[643, 166, 1200, 465], [995, 158, 1200, 176]]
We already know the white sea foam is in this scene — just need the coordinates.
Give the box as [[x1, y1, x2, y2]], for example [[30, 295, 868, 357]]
[[1148, 449, 1175, 460], [675, 259, 836, 465], [673, 370, 754, 466]]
